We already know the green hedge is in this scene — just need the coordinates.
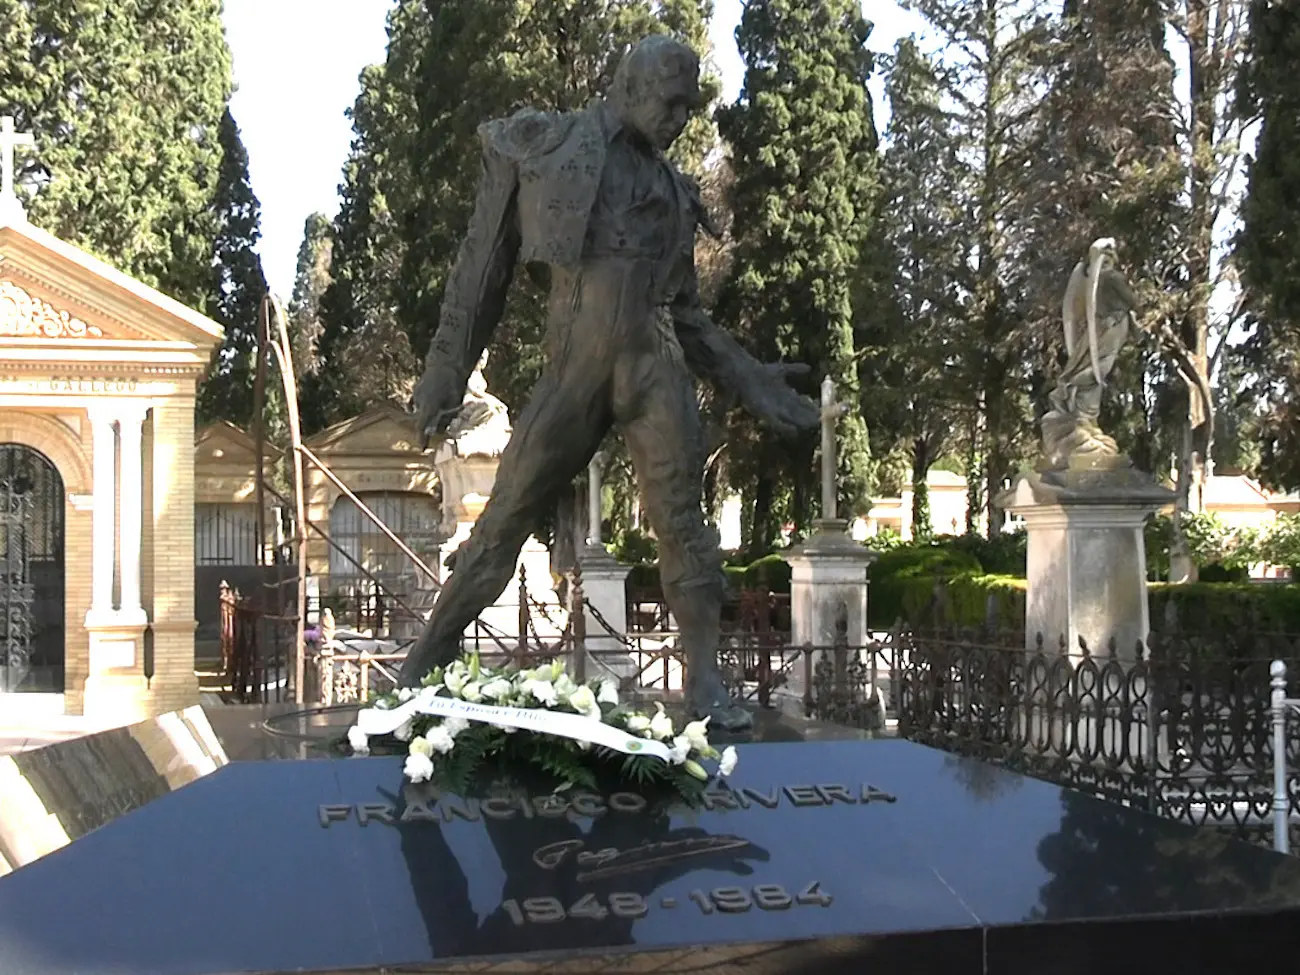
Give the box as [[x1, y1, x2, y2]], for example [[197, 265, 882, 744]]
[[868, 570, 1026, 630], [866, 573, 1300, 644], [1148, 582, 1300, 634], [627, 552, 794, 594]]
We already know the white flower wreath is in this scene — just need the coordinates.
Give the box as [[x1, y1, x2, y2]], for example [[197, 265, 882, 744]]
[[346, 655, 739, 798]]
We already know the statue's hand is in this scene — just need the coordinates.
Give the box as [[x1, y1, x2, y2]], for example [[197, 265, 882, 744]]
[[412, 360, 468, 449], [742, 361, 820, 438]]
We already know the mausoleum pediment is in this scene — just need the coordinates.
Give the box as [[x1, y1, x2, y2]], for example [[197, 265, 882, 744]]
[[195, 420, 282, 468], [305, 405, 428, 458], [0, 218, 222, 367]]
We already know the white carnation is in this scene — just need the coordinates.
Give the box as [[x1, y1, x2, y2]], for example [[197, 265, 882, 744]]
[[718, 745, 739, 777], [442, 717, 471, 738], [347, 725, 369, 755], [597, 680, 619, 706], [426, 725, 456, 754], [404, 752, 435, 783]]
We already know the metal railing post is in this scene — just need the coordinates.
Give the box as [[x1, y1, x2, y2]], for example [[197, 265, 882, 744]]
[[1272, 660, 1292, 854]]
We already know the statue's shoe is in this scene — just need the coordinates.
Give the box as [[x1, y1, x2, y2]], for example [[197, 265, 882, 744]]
[[704, 703, 754, 732]]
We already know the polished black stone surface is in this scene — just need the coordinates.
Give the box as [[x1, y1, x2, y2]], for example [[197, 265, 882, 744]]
[[2, 731, 1300, 974]]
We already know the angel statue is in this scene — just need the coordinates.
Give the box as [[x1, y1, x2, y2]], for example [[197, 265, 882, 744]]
[[1040, 237, 1139, 470]]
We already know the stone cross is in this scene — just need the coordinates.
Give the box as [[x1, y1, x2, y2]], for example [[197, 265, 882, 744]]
[[0, 117, 35, 216], [586, 451, 606, 546], [820, 375, 849, 522]]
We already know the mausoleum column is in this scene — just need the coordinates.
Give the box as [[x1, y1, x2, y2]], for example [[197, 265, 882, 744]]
[[117, 403, 148, 621], [88, 408, 117, 617]]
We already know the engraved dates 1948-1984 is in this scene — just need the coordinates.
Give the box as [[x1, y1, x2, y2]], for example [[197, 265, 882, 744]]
[[501, 882, 832, 926]]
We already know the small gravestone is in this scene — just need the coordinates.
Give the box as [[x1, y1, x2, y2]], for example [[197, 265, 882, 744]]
[[2, 711, 1300, 974]]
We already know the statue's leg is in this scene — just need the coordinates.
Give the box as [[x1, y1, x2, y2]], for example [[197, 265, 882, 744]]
[[614, 347, 752, 731], [399, 367, 612, 684]]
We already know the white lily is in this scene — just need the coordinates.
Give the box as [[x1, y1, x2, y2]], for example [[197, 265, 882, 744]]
[[649, 705, 674, 741], [681, 716, 711, 752], [522, 678, 559, 706], [397, 687, 415, 703], [626, 714, 651, 736], [461, 681, 484, 703], [481, 677, 513, 701], [567, 685, 601, 720], [667, 735, 691, 765], [554, 672, 578, 702], [444, 669, 467, 695], [597, 680, 619, 706]]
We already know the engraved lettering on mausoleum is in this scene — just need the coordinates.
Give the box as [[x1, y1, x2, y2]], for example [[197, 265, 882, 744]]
[[0, 280, 102, 338]]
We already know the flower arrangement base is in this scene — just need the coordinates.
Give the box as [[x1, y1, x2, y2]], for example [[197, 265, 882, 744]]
[[344, 657, 741, 802]]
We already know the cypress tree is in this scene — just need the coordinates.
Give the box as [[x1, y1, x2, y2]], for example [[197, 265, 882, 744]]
[[1237, 0, 1300, 489], [716, 0, 881, 547]]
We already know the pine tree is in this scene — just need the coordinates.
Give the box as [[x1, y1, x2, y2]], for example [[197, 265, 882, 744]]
[[715, 0, 881, 549], [310, 59, 419, 429], [1020, 0, 1183, 475], [1237, 0, 1300, 490], [0, 0, 233, 310], [878, 0, 1052, 536], [287, 213, 333, 432], [198, 108, 269, 427], [858, 38, 972, 539]]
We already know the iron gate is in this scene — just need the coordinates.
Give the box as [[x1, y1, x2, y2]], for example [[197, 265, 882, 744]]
[[0, 444, 65, 693]]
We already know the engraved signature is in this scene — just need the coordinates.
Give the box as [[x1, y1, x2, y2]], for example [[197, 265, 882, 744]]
[[532, 835, 752, 881]]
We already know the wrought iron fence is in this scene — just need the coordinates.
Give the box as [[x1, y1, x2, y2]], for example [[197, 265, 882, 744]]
[[798, 626, 1300, 852]]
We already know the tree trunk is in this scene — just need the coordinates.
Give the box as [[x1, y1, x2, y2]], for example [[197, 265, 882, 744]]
[[749, 474, 776, 557], [911, 438, 933, 540]]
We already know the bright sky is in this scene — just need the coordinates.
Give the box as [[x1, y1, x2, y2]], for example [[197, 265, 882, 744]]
[[224, 0, 924, 299]]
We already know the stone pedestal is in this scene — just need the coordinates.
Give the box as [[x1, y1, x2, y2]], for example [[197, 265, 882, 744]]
[[577, 545, 636, 683], [997, 467, 1174, 661], [780, 520, 877, 708], [434, 446, 565, 653]]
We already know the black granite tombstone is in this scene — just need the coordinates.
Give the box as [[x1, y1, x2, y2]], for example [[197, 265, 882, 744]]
[[1, 712, 1299, 974]]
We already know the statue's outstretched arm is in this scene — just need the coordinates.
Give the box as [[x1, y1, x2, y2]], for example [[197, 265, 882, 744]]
[[670, 271, 755, 396], [414, 135, 521, 440], [671, 275, 819, 437]]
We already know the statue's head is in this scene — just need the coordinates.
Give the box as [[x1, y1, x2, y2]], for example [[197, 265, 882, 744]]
[[609, 35, 702, 151], [1087, 237, 1117, 271]]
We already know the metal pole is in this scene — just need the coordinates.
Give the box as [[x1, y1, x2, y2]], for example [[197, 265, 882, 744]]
[[252, 299, 269, 696], [1272, 659, 1290, 854], [265, 296, 309, 705]]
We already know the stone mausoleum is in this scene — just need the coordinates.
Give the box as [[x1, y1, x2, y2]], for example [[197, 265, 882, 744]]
[[0, 125, 222, 722]]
